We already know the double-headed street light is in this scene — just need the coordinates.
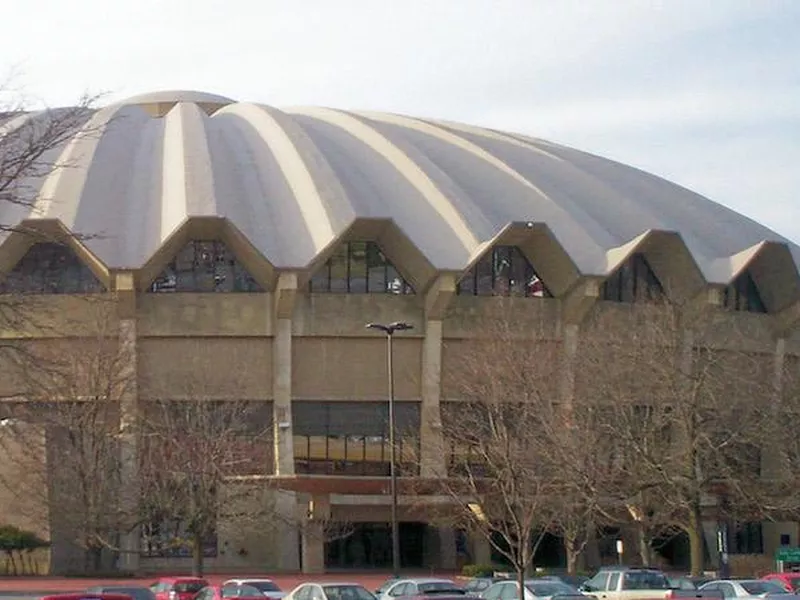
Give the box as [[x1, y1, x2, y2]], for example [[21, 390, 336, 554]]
[[366, 321, 414, 577]]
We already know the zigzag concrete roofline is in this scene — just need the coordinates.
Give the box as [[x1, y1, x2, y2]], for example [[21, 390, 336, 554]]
[[1, 90, 797, 301]]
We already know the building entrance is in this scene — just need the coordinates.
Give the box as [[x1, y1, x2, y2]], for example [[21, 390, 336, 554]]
[[325, 522, 426, 569]]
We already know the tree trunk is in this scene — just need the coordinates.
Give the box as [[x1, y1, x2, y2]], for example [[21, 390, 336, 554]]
[[687, 506, 704, 576], [192, 532, 204, 577], [516, 565, 526, 600], [636, 522, 651, 566], [6, 551, 17, 575], [564, 530, 581, 575]]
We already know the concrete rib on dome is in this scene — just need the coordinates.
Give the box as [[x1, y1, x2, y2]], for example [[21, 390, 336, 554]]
[[0, 90, 797, 298]]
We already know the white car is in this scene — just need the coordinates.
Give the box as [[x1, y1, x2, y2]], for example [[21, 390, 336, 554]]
[[223, 580, 285, 600], [482, 580, 583, 600], [699, 580, 798, 600], [284, 583, 376, 600]]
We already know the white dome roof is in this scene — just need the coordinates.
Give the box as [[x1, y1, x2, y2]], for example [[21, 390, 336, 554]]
[[2, 90, 797, 285]]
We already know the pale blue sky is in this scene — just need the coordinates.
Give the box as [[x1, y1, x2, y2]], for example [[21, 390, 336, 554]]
[[2, 0, 798, 243]]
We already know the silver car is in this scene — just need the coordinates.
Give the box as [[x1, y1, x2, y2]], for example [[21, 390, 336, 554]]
[[284, 583, 376, 600], [482, 580, 583, 600], [223, 579, 286, 600], [379, 579, 462, 600]]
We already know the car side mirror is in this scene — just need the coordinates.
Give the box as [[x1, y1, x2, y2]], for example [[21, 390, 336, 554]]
[[579, 585, 592, 592]]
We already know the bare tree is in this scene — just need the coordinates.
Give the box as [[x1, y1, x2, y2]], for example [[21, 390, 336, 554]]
[[537, 397, 624, 574], [0, 82, 100, 349], [759, 353, 800, 533], [424, 300, 566, 591], [1, 83, 95, 229], [578, 303, 769, 575], [138, 396, 276, 576], [0, 298, 135, 573]]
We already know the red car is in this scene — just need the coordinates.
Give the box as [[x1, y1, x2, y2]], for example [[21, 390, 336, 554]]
[[762, 573, 800, 593], [42, 595, 133, 600], [194, 585, 267, 600], [151, 578, 210, 600]]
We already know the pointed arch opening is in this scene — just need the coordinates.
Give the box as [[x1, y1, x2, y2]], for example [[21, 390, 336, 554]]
[[723, 271, 766, 314], [456, 245, 551, 298], [148, 240, 263, 293], [601, 252, 664, 303], [308, 241, 414, 294], [0, 242, 105, 294]]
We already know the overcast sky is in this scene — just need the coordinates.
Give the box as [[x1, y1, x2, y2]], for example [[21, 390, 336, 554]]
[[2, 0, 798, 243]]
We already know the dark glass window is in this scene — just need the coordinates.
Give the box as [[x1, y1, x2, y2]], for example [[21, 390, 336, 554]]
[[149, 240, 262, 293], [456, 245, 550, 297], [0, 242, 104, 294], [292, 401, 420, 476], [601, 253, 664, 303], [732, 522, 763, 555], [308, 241, 414, 294], [723, 271, 766, 313]]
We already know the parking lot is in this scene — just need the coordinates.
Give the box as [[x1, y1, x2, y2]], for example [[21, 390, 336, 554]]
[[0, 573, 455, 600]]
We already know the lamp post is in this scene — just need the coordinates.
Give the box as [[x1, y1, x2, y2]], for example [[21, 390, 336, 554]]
[[366, 321, 414, 577]]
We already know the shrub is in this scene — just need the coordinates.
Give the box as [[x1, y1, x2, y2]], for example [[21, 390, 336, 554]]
[[0, 524, 49, 575], [462, 563, 503, 577]]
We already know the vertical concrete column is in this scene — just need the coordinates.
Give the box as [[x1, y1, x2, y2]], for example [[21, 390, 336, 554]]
[[272, 273, 297, 475], [437, 527, 457, 570], [559, 323, 580, 410], [301, 520, 326, 574], [422, 275, 456, 478], [272, 273, 300, 571], [116, 272, 140, 573], [420, 319, 446, 476], [762, 337, 787, 479], [273, 318, 295, 476], [472, 534, 492, 566]]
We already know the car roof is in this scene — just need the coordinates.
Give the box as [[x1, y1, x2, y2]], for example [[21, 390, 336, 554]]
[[159, 578, 208, 583], [317, 583, 363, 587], [398, 579, 455, 584], [226, 580, 275, 584]]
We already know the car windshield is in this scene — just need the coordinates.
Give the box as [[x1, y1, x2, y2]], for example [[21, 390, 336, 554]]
[[174, 583, 207, 594], [323, 585, 375, 600], [418, 583, 461, 594], [620, 572, 671, 591], [525, 582, 576, 596], [246, 583, 281, 593], [741, 582, 789, 595]]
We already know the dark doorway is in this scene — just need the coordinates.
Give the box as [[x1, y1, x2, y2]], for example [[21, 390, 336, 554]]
[[326, 522, 427, 569]]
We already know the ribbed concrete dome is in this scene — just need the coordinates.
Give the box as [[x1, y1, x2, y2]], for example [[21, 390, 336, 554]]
[[2, 90, 797, 285]]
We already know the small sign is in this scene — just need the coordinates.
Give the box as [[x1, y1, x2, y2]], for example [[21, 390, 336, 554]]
[[776, 548, 800, 562]]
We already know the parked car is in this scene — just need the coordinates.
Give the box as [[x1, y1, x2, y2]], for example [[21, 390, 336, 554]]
[[284, 583, 376, 600], [151, 578, 210, 600], [581, 567, 721, 600], [376, 579, 400, 596], [43, 595, 133, 600], [222, 580, 286, 600], [87, 586, 156, 600], [463, 578, 507, 596], [378, 579, 463, 600], [194, 585, 266, 600], [668, 577, 716, 591], [399, 596, 476, 600], [762, 574, 800, 593], [536, 578, 589, 591], [699, 580, 797, 599], [482, 579, 584, 600]]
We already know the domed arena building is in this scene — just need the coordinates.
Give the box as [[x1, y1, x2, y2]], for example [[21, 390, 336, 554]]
[[1, 90, 799, 574]]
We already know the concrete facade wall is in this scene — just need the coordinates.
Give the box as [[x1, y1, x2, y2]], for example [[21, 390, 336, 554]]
[[0, 251, 799, 575]]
